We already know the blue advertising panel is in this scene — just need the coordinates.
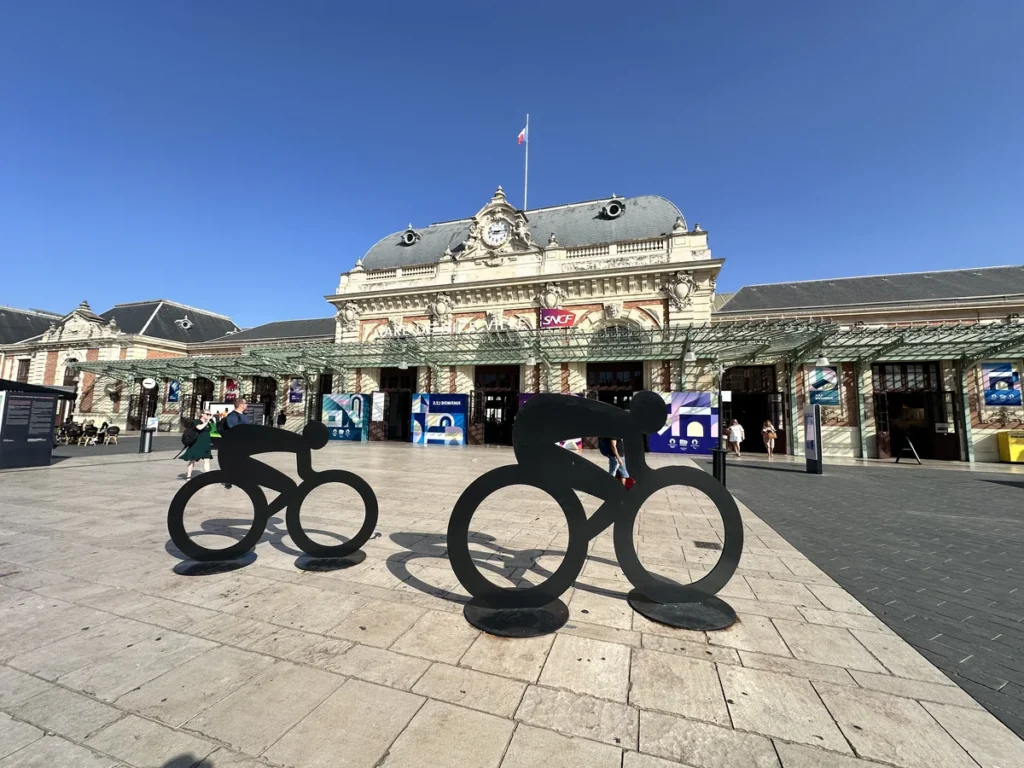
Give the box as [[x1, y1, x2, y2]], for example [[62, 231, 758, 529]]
[[322, 394, 367, 441], [808, 366, 840, 405], [167, 380, 180, 403], [647, 392, 719, 455], [982, 363, 1022, 406], [411, 393, 468, 446]]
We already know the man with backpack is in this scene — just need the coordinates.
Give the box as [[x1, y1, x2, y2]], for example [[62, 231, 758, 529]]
[[599, 436, 633, 488], [219, 399, 250, 488]]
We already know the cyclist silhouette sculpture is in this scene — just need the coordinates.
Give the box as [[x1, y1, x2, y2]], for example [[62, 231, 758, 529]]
[[447, 391, 744, 636], [168, 421, 378, 564]]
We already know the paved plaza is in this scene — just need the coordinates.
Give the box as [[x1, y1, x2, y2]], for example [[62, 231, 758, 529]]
[[2, 445, 1023, 768], [700, 456, 1024, 738]]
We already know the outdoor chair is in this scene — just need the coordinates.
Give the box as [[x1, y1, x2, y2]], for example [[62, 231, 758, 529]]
[[65, 425, 83, 445], [105, 426, 120, 445], [81, 425, 99, 446]]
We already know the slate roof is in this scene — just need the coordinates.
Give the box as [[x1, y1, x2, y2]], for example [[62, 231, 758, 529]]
[[0, 306, 62, 345], [360, 195, 685, 271], [99, 300, 238, 343], [202, 318, 335, 345], [716, 266, 1024, 315]]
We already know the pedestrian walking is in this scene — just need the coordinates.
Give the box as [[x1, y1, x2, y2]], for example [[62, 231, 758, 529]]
[[181, 411, 214, 480], [727, 419, 745, 458], [599, 436, 633, 487], [277, 408, 287, 428], [222, 399, 251, 489], [762, 420, 777, 461]]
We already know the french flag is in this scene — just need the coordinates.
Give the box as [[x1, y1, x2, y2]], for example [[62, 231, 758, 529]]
[[517, 125, 528, 145]]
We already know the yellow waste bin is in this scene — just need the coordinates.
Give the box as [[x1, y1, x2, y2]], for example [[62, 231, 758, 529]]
[[996, 430, 1024, 463]]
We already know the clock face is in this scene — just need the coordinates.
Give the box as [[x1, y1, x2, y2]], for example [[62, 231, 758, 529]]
[[483, 219, 510, 247]]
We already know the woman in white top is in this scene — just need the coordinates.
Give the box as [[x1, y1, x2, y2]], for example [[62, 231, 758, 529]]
[[727, 419, 745, 457], [762, 420, 777, 461]]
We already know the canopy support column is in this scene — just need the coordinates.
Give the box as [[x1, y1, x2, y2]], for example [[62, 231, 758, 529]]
[[855, 359, 869, 459], [955, 358, 975, 463]]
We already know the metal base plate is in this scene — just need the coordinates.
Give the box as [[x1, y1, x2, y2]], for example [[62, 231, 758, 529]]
[[627, 589, 738, 631], [463, 597, 569, 638], [294, 549, 367, 571], [173, 551, 257, 576]]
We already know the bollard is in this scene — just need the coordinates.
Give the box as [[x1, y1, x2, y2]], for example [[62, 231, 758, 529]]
[[138, 427, 154, 454], [710, 447, 728, 488]]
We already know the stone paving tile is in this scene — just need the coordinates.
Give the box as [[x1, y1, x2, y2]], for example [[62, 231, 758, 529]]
[[773, 742, 892, 768], [323, 643, 431, 690], [7, 618, 153, 681], [515, 684, 638, 749], [813, 682, 977, 768], [849, 629, 955, 686], [0, 714, 43, 761], [921, 701, 1024, 768], [639, 710, 781, 768], [718, 665, 849, 753], [566, 588, 635, 630], [245, 627, 353, 669], [848, 670, 983, 708], [623, 752, 702, 768], [390, 609, 481, 663], [187, 613, 281, 649], [796, 607, 892, 634], [114, 645, 274, 726], [744, 577, 827, 609], [57, 631, 216, 702], [10, 687, 123, 742], [736, 651, 857, 686], [327, 599, 426, 647], [264, 679, 424, 768], [85, 713, 215, 766], [270, 592, 369, 634], [559, 618, 642, 647], [500, 723, 621, 768], [630, 650, 729, 726], [0, 667, 52, 709], [641, 633, 740, 665], [378, 700, 514, 768], [459, 633, 555, 683], [538, 634, 631, 702], [0, 734, 119, 768], [185, 661, 343, 755], [772, 619, 886, 674], [413, 663, 526, 717], [707, 614, 790, 657]]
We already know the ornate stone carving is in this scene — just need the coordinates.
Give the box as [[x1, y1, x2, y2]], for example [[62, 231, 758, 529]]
[[485, 309, 504, 328], [430, 293, 453, 323], [603, 302, 623, 320], [567, 252, 669, 272], [672, 216, 687, 233], [547, 232, 559, 247], [535, 283, 566, 310], [174, 315, 194, 331], [338, 302, 361, 331], [665, 272, 697, 310]]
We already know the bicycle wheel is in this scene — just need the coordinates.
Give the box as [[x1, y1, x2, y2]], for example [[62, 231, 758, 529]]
[[286, 470, 379, 558], [613, 465, 744, 604], [447, 464, 589, 609], [167, 471, 269, 561]]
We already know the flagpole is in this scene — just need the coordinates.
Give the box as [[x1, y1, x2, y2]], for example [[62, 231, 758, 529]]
[[523, 113, 529, 211]]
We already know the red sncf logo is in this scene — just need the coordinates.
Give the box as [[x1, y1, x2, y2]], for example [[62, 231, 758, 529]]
[[540, 310, 576, 328]]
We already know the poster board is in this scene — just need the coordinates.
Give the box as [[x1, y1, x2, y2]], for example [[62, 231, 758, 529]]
[[648, 392, 719, 455], [982, 363, 1022, 406], [322, 394, 368, 441], [411, 393, 468, 446], [808, 366, 840, 405], [0, 391, 58, 469]]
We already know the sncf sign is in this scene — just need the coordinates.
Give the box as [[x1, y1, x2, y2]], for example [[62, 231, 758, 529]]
[[540, 308, 577, 329]]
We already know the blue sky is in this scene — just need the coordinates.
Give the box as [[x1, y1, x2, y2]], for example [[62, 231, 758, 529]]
[[1, 2, 1020, 328]]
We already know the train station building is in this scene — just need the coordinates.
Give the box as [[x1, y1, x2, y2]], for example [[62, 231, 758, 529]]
[[3, 188, 1023, 462]]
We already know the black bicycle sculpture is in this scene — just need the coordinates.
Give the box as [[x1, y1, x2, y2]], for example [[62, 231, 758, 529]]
[[167, 421, 378, 568], [447, 391, 743, 637]]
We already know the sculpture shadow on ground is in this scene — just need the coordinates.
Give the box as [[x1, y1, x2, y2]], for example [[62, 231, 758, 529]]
[[385, 530, 636, 606], [161, 754, 206, 768]]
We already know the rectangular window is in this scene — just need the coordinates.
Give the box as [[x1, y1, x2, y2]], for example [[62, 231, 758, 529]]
[[16, 359, 30, 383], [871, 362, 942, 392]]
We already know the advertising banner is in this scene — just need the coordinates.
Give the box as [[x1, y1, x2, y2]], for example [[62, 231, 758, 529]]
[[539, 308, 577, 330], [322, 394, 367, 441], [517, 393, 583, 451], [411, 393, 468, 446], [982, 362, 1022, 406], [808, 366, 840, 405], [288, 378, 304, 404], [225, 379, 238, 402], [648, 392, 719, 455], [167, 380, 180, 403]]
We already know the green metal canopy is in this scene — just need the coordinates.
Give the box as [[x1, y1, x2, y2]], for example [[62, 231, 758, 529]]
[[70, 320, 1024, 382]]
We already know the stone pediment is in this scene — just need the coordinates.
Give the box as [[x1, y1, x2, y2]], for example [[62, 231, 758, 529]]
[[42, 301, 120, 344], [457, 186, 537, 266]]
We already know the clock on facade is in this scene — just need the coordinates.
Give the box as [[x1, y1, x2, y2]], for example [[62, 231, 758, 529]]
[[483, 219, 511, 248]]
